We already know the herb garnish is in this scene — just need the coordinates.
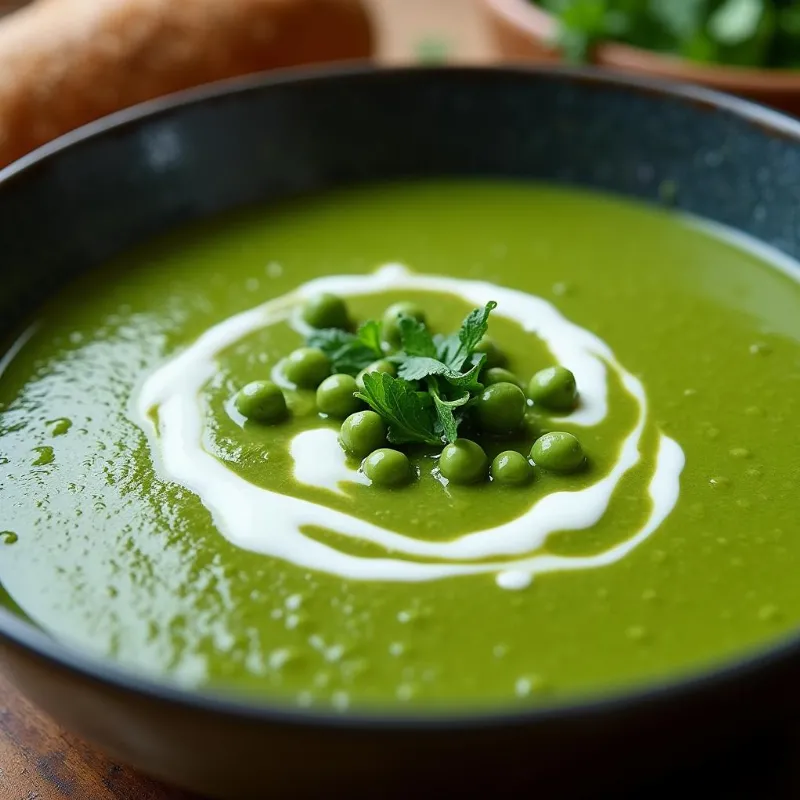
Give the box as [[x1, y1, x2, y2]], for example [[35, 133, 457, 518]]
[[353, 371, 441, 446], [307, 320, 384, 375], [325, 301, 498, 446]]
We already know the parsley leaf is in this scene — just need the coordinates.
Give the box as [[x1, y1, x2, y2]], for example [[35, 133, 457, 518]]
[[397, 355, 485, 391], [395, 301, 494, 389], [340, 299, 498, 446], [355, 372, 441, 446], [399, 316, 438, 358], [307, 327, 353, 354], [447, 355, 486, 391], [428, 378, 470, 444], [437, 301, 497, 371], [433, 332, 461, 370], [357, 320, 383, 355], [397, 356, 452, 382], [456, 301, 498, 362], [306, 321, 384, 376]]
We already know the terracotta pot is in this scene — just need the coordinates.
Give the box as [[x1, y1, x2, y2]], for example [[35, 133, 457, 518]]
[[481, 0, 800, 114]]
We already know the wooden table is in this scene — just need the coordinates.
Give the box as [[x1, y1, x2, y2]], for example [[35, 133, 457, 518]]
[[0, 671, 195, 799], [0, 2, 494, 798]]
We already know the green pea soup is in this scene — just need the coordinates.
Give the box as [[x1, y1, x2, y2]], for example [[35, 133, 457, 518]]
[[0, 181, 798, 710]]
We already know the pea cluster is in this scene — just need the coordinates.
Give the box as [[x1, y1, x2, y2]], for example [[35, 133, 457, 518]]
[[233, 292, 587, 489], [434, 363, 585, 487]]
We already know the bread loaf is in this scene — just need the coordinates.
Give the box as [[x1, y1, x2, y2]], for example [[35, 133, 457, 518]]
[[0, 0, 373, 168]]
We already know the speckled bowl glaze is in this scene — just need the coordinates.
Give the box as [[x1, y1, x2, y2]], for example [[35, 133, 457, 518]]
[[2, 67, 800, 799], [482, 0, 800, 115]]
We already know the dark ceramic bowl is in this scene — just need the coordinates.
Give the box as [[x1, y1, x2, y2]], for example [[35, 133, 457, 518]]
[[2, 66, 800, 799]]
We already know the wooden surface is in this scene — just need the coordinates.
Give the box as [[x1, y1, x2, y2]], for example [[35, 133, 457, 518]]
[[0, 672, 193, 799], [0, 2, 494, 798]]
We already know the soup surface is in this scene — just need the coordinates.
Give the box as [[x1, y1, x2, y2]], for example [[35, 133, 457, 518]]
[[1, 182, 799, 710]]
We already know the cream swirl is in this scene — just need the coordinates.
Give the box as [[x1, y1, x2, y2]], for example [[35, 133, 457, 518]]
[[136, 264, 684, 590]]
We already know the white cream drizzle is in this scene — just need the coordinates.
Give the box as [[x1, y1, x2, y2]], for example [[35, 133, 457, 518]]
[[136, 264, 685, 589], [290, 428, 369, 494]]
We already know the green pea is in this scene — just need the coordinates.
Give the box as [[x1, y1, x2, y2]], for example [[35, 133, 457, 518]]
[[339, 411, 387, 459], [474, 382, 527, 435], [316, 374, 361, 418], [301, 293, 350, 330], [362, 448, 412, 487], [530, 431, 585, 473], [474, 335, 506, 369], [483, 367, 522, 387], [356, 359, 397, 391], [527, 366, 578, 411], [439, 438, 488, 485], [382, 302, 426, 349], [283, 347, 331, 389], [491, 451, 533, 486], [235, 380, 287, 423]]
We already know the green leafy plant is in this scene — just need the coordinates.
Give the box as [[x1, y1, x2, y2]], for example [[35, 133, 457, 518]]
[[307, 321, 384, 375], [333, 302, 498, 446], [536, 0, 800, 68]]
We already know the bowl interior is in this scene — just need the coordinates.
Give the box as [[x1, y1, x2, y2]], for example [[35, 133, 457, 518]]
[[2, 66, 800, 720]]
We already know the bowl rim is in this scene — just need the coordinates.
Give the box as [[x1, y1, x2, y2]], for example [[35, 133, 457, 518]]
[[482, 0, 800, 91], [2, 62, 800, 730]]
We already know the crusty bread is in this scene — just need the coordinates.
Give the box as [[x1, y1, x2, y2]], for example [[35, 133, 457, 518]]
[[0, 0, 373, 168]]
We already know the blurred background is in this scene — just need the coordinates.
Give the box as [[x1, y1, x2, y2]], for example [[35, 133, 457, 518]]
[[2, 0, 799, 172], [369, 0, 493, 63], [0, 0, 493, 169]]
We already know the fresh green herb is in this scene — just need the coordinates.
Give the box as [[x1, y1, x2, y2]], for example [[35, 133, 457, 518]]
[[396, 302, 495, 383], [306, 327, 351, 354], [434, 301, 497, 371], [355, 372, 441, 446], [397, 356, 484, 387], [536, 0, 800, 69], [353, 301, 498, 445], [356, 320, 383, 355], [306, 321, 384, 376], [427, 379, 470, 445], [397, 316, 438, 359]]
